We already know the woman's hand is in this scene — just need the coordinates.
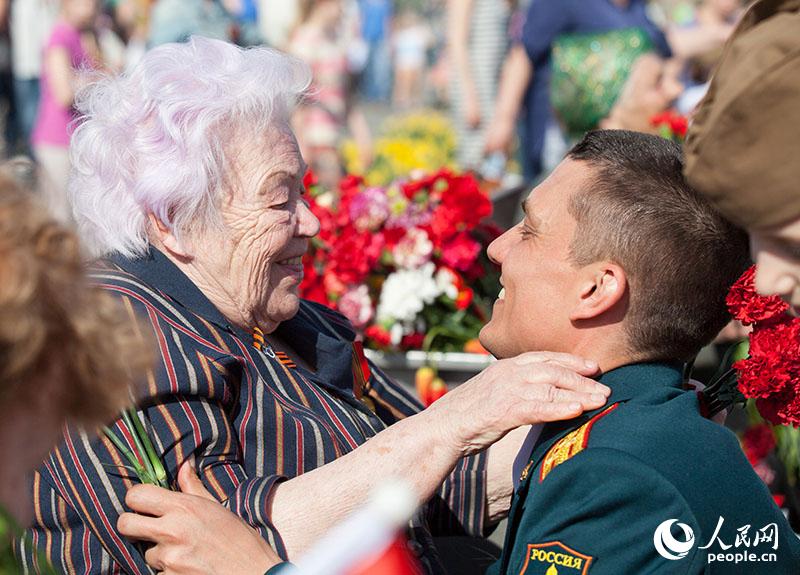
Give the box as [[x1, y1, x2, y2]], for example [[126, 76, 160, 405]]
[[118, 460, 280, 575], [425, 351, 608, 456]]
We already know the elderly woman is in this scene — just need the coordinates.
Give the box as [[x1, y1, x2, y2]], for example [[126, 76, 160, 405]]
[[0, 168, 149, 568], [20, 38, 609, 574]]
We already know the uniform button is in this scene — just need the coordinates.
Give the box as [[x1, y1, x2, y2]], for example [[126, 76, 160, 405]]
[[406, 540, 424, 556]]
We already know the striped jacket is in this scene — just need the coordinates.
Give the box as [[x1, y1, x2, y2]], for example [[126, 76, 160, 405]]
[[18, 248, 487, 574]]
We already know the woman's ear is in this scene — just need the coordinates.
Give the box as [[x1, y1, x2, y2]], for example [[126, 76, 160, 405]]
[[569, 262, 628, 322], [147, 212, 193, 260]]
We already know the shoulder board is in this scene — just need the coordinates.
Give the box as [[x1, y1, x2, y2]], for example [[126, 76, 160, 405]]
[[539, 403, 619, 482]]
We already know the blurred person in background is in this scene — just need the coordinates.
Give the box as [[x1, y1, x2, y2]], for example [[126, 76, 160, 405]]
[[258, 0, 299, 48], [290, 0, 371, 189], [221, 0, 263, 45], [598, 52, 684, 133], [148, 0, 233, 46], [9, 0, 57, 157], [0, 0, 17, 157], [447, 0, 511, 170], [391, 8, 431, 109], [675, 0, 744, 113], [0, 164, 149, 569], [358, 0, 393, 102], [484, 0, 732, 181], [484, 0, 671, 181], [31, 0, 104, 223]]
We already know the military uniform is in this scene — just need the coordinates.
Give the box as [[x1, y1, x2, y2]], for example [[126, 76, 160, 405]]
[[487, 363, 800, 575]]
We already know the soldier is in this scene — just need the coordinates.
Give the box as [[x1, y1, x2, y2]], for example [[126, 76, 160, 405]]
[[485, 129, 800, 574]]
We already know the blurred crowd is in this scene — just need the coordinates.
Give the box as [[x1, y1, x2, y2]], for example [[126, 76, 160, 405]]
[[1, 0, 741, 207]]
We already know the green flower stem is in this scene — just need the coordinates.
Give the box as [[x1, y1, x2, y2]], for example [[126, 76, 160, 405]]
[[102, 425, 151, 482], [121, 409, 158, 485], [126, 408, 168, 488]]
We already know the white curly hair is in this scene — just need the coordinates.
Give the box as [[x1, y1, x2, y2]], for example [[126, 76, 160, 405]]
[[69, 37, 311, 258]]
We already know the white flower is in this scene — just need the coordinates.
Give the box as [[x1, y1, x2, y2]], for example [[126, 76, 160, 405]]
[[390, 323, 404, 346], [435, 267, 460, 300], [376, 262, 442, 323], [314, 191, 336, 209], [393, 228, 434, 269]]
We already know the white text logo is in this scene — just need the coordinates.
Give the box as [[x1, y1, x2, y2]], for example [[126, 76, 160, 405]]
[[653, 519, 695, 560]]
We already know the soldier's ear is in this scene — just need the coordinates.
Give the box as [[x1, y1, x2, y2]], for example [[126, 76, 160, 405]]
[[569, 262, 628, 322]]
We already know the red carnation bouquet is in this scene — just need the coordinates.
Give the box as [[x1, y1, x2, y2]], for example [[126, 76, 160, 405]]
[[300, 169, 501, 352], [703, 266, 799, 427], [650, 109, 688, 143]]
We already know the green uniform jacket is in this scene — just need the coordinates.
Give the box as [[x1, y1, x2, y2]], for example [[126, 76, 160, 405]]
[[488, 363, 800, 575]]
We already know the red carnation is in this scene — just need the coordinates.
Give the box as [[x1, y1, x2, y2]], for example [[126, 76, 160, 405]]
[[401, 332, 425, 349], [727, 266, 790, 325], [303, 170, 319, 190], [300, 255, 328, 305], [455, 287, 474, 310], [756, 389, 800, 428], [326, 229, 384, 285], [669, 115, 688, 137], [741, 424, 776, 466], [365, 325, 392, 347], [735, 353, 798, 399], [441, 232, 482, 272]]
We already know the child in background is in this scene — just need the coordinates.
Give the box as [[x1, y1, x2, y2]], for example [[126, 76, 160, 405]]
[[32, 0, 104, 223], [289, 0, 371, 189], [391, 10, 431, 109]]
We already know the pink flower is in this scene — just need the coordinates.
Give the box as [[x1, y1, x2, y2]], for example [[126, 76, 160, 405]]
[[337, 285, 374, 329], [393, 228, 433, 269], [349, 187, 390, 232]]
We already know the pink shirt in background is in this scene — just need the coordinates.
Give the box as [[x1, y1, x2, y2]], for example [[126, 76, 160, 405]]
[[31, 22, 93, 147]]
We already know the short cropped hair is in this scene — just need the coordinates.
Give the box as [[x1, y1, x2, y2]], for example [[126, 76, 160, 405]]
[[0, 173, 151, 424], [567, 130, 750, 362], [70, 37, 311, 258]]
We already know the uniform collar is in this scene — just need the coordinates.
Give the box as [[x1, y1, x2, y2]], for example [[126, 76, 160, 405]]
[[524, 361, 685, 481], [598, 361, 685, 405]]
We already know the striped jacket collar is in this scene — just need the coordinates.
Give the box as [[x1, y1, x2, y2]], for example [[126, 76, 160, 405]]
[[108, 245, 357, 394]]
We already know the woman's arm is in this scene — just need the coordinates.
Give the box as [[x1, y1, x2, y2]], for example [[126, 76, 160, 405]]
[[666, 22, 733, 60], [270, 353, 605, 556], [45, 46, 77, 108], [122, 352, 608, 565], [483, 44, 532, 155], [447, 0, 481, 128]]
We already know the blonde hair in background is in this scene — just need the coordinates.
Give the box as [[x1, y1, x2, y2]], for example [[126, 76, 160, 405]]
[[0, 165, 152, 426]]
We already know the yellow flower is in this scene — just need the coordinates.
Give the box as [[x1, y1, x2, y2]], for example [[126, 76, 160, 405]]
[[342, 110, 458, 186]]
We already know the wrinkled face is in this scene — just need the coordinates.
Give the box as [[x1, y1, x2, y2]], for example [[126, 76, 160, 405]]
[[751, 217, 800, 311], [191, 124, 319, 333], [479, 159, 591, 359]]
